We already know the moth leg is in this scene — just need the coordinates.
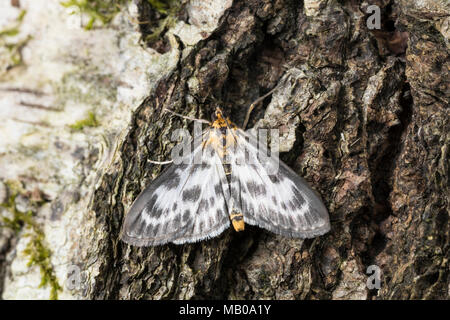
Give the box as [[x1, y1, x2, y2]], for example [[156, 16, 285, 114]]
[[147, 159, 173, 165]]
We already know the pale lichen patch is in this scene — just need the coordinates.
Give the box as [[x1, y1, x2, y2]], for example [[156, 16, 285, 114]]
[[0, 0, 180, 299], [332, 259, 368, 300]]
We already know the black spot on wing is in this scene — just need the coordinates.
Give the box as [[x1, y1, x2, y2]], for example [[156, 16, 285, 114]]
[[221, 214, 229, 224], [293, 197, 304, 208], [182, 209, 191, 222], [278, 214, 287, 226], [242, 198, 255, 219], [144, 223, 153, 236], [191, 163, 212, 174], [177, 163, 189, 171], [153, 208, 163, 219], [288, 215, 295, 227], [259, 184, 267, 196], [296, 213, 305, 225], [246, 181, 266, 197], [130, 216, 146, 236], [271, 196, 278, 205], [172, 215, 181, 230], [310, 208, 321, 224], [257, 203, 268, 216], [152, 223, 160, 236], [288, 200, 297, 211], [198, 199, 209, 213], [269, 174, 281, 184], [202, 163, 212, 169], [145, 223, 160, 237], [144, 195, 158, 212], [161, 208, 171, 218], [257, 207, 270, 225], [161, 221, 169, 234], [303, 210, 313, 227], [266, 207, 277, 220], [214, 184, 223, 194], [182, 185, 201, 202], [292, 187, 306, 204], [216, 208, 224, 221], [208, 216, 216, 228], [162, 174, 180, 189]]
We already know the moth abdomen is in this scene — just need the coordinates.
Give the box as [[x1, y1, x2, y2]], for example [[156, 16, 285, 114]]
[[230, 210, 245, 232]]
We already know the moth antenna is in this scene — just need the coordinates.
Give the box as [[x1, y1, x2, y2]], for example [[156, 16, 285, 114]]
[[242, 86, 279, 129], [163, 108, 211, 124]]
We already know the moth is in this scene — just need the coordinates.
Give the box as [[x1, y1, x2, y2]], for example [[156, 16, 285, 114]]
[[120, 108, 330, 246]]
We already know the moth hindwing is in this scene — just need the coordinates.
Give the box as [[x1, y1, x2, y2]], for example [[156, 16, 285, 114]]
[[121, 108, 330, 246]]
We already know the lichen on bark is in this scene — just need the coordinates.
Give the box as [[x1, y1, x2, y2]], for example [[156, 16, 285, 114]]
[[80, 0, 449, 300]]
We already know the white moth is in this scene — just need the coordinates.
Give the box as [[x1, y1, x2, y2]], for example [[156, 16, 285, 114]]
[[120, 108, 330, 246]]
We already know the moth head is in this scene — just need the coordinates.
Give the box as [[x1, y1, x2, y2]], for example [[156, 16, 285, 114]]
[[212, 107, 227, 128], [212, 107, 237, 129], [214, 107, 224, 119]]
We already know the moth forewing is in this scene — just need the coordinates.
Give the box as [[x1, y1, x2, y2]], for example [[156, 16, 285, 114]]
[[252, 128, 280, 176], [229, 129, 330, 239], [120, 130, 231, 246]]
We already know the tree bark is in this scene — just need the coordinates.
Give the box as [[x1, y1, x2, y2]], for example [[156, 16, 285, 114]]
[[1, 0, 448, 300], [84, 0, 449, 299]]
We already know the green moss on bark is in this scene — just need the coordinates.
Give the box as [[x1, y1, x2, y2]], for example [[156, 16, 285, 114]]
[[69, 111, 100, 130], [60, 0, 128, 30], [0, 183, 61, 300]]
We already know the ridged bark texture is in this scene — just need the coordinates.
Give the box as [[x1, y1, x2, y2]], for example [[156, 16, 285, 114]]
[[80, 0, 448, 299]]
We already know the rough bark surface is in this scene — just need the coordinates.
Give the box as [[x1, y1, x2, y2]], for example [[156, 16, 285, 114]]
[[85, 0, 449, 299], [1, 0, 448, 300]]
